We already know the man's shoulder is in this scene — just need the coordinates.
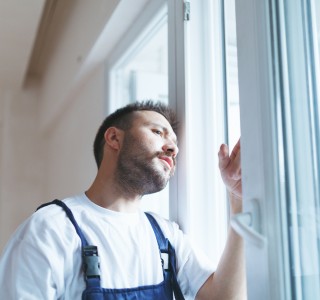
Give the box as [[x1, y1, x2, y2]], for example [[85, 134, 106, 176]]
[[34, 196, 78, 220], [14, 195, 83, 245]]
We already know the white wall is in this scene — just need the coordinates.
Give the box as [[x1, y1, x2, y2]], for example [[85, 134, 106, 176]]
[[43, 66, 105, 201], [0, 82, 44, 250]]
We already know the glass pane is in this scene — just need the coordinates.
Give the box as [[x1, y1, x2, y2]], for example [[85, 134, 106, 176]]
[[111, 19, 169, 218], [113, 23, 168, 106], [224, 0, 240, 149], [278, 0, 320, 298]]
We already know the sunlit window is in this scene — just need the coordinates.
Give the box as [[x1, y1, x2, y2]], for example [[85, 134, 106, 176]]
[[113, 24, 168, 105], [224, 0, 240, 149]]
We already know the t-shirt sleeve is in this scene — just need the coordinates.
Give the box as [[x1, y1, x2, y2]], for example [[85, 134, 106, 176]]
[[0, 209, 80, 299], [0, 236, 59, 299], [0, 216, 60, 299], [153, 215, 216, 300], [173, 224, 216, 299]]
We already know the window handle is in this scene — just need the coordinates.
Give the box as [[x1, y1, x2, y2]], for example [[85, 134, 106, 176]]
[[231, 211, 267, 248]]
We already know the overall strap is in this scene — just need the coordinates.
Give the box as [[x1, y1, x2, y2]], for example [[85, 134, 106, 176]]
[[36, 200, 101, 289], [145, 213, 167, 250], [145, 213, 185, 300]]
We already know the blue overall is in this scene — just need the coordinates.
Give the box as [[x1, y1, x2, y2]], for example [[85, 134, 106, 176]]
[[37, 200, 185, 300]]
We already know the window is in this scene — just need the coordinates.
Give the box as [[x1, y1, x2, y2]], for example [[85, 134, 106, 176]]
[[110, 19, 168, 106], [279, 0, 320, 298], [233, 0, 320, 298], [224, 0, 240, 149], [104, 0, 320, 298]]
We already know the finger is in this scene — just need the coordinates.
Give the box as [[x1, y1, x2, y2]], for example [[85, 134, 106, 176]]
[[218, 144, 230, 170], [229, 138, 241, 161], [229, 148, 241, 179]]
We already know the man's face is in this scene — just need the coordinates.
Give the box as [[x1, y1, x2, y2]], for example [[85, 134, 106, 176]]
[[115, 110, 178, 196]]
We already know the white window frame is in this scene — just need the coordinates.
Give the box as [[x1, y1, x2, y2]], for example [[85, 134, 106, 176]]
[[233, 0, 284, 298], [232, 0, 320, 298], [169, 0, 229, 262]]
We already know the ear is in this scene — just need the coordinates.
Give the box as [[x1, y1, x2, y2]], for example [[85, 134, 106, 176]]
[[104, 127, 124, 151]]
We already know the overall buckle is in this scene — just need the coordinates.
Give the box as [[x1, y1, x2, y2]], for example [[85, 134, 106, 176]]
[[161, 251, 169, 271], [82, 245, 101, 279]]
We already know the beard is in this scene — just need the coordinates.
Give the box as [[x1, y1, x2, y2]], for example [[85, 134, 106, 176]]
[[115, 132, 174, 196]]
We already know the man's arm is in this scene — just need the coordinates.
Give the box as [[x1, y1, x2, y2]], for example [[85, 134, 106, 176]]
[[196, 140, 247, 300]]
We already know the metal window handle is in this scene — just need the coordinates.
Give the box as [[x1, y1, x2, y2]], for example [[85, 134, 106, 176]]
[[231, 212, 267, 248]]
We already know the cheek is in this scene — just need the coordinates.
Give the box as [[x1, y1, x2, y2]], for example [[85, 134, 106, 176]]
[[138, 133, 161, 149]]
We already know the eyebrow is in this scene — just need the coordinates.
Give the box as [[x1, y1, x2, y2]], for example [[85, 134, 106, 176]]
[[145, 122, 178, 145]]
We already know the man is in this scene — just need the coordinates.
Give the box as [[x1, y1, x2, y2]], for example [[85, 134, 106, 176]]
[[0, 101, 245, 299]]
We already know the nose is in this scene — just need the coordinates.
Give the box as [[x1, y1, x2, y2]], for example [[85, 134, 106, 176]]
[[162, 140, 179, 158]]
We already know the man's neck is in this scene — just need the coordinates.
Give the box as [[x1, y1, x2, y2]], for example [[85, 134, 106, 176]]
[[85, 175, 142, 213]]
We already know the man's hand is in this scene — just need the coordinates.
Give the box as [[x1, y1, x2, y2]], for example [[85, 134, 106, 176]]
[[196, 139, 246, 300], [218, 139, 242, 214]]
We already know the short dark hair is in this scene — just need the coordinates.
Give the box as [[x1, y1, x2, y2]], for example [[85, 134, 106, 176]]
[[93, 100, 178, 168]]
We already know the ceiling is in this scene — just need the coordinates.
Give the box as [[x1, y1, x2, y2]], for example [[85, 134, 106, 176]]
[[0, 0, 46, 89], [0, 0, 75, 90]]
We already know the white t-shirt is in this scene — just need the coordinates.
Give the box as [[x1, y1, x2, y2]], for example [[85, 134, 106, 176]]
[[0, 193, 215, 299]]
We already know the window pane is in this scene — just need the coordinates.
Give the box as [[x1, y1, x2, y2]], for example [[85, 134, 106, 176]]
[[278, 0, 320, 298], [224, 0, 240, 149], [113, 22, 168, 105]]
